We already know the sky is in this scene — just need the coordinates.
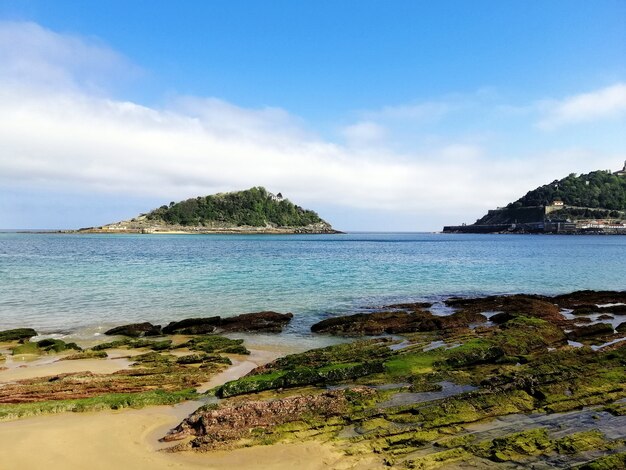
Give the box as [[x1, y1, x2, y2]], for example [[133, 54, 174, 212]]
[[0, 1, 625, 231]]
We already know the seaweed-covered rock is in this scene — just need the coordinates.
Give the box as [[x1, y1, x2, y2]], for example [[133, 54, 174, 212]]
[[312, 311, 425, 335], [446, 294, 564, 325], [219, 311, 293, 333], [567, 323, 615, 340], [0, 328, 37, 342], [163, 387, 375, 449], [104, 322, 162, 338], [163, 311, 293, 334], [216, 361, 384, 398], [616, 322, 626, 333], [12, 339, 81, 355], [60, 350, 108, 360], [553, 290, 626, 308], [175, 353, 231, 365], [177, 335, 249, 355], [162, 317, 220, 335]]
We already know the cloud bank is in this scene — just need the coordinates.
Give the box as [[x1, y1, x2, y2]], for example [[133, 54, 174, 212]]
[[0, 22, 624, 230]]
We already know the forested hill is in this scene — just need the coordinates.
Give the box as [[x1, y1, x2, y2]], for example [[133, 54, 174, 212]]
[[508, 170, 626, 211], [144, 187, 324, 227]]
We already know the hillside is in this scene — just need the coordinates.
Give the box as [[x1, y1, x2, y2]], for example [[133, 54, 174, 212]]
[[444, 165, 626, 234], [79, 187, 338, 234], [508, 170, 626, 211]]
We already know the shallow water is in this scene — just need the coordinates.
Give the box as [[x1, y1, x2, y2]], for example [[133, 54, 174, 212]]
[[1, 232, 625, 333]]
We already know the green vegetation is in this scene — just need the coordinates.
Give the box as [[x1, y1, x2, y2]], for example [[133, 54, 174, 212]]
[[576, 452, 626, 470], [60, 350, 108, 360], [12, 339, 81, 355], [0, 328, 37, 342], [145, 186, 323, 227], [511, 170, 626, 211], [91, 338, 172, 351], [0, 389, 198, 421], [176, 335, 250, 355]]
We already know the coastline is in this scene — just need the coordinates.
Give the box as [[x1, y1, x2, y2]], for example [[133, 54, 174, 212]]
[[1, 290, 625, 468]]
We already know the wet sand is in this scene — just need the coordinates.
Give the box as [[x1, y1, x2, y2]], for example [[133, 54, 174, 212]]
[[0, 403, 370, 470]]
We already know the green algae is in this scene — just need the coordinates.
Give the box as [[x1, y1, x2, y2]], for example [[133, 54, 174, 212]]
[[60, 350, 108, 360], [555, 429, 610, 454], [12, 339, 81, 355], [0, 389, 198, 421], [0, 328, 37, 343], [176, 335, 249, 355], [575, 452, 626, 469], [91, 338, 172, 351], [471, 428, 554, 462], [404, 448, 471, 469]]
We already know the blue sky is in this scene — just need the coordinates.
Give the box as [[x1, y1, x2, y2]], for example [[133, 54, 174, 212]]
[[0, 1, 625, 230]]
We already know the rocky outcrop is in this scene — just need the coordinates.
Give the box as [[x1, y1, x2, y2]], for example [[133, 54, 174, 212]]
[[566, 322, 615, 340], [104, 322, 162, 337], [311, 309, 486, 336], [162, 387, 375, 450], [553, 290, 626, 308], [163, 311, 293, 335], [162, 318, 220, 335], [218, 311, 294, 333], [446, 294, 565, 325], [216, 361, 383, 398], [0, 328, 37, 342]]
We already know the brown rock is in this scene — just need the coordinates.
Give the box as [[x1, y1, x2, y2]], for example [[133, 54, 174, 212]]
[[104, 322, 162, 337]]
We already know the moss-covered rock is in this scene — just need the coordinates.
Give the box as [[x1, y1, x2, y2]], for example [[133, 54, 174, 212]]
[[104, 322, 162, 337], [0, 328, 37, 343], [60, 350, 108, 360], [177, 335, 249, 355], [216, 361, 384, 398], [471, 428, 554, 462], [12, 339, 81, 355], [575, 451, 626, 470]]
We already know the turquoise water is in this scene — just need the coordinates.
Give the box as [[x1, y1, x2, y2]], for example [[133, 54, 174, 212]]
[[1, 232, 625, 333]]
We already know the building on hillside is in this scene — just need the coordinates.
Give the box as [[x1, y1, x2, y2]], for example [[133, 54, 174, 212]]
[[545, 199, 565, 215], [614, 161, 626, 177]]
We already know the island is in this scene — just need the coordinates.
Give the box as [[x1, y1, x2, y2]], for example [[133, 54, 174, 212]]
[[75, 187, 340, 234], [444, 163, 626, 234]]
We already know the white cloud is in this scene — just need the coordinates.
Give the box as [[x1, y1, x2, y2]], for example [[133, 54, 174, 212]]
[[0, 21, 623, 230], [538, 83, 626, 129], [0, 20, 137, 93], [341, 121, 387, 146]]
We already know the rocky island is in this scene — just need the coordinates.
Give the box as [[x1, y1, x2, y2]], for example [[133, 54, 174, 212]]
[[75, 187, 339, 234], [444, 164, 626, 234]]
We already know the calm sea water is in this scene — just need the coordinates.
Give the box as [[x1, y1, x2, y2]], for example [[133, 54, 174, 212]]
[[0, 232, 625, 333]]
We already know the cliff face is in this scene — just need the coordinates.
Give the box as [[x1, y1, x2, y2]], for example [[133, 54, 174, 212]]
[[78, 187, 340, 234]]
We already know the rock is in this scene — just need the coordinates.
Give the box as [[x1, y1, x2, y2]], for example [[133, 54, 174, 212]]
[[566, 323, 615, 340], [597, 314, 614, 320], [616, 322, 626, 333], [104, 322, 162, 337], [162, 317, 220, 335], [162, 387, 375, 450], [216, 361, 384, 398], [312, 310, 436, 335], [0, 328, 37, 342], [163, 312, 293, 335], [553, 290, 626, 308], [311, 309, 485, 336], [219, 311, 294, 333], [446, 294, 565, 325]]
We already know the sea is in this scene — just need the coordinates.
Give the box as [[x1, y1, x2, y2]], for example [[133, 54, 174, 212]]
[[1, 232, 625, 336]]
